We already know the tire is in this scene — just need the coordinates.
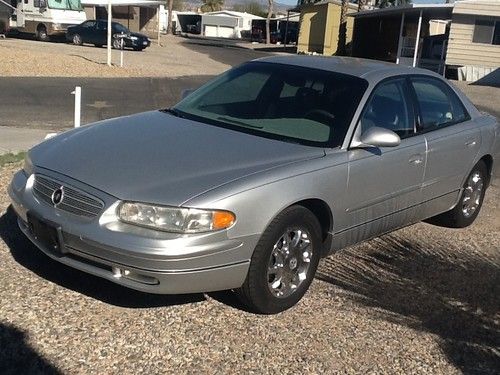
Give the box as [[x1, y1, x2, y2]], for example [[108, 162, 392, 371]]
[[112, 38, 122, 49], [36, 25, 49, 42], [72, 33, 82, 46], [427, 160, 488, 228], [237, 205, 322, 314]]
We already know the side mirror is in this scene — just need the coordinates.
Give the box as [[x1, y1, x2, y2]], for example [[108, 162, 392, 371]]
[[181, 89, 195, 100], [359, 127, 401, 148]]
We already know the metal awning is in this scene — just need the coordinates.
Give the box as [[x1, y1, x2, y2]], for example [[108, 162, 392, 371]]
[[81, 0, 163, 7], [349, 4, 454, 19]]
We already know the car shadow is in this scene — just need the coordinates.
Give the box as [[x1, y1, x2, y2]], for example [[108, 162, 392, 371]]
[[0, 322, 62, 374], [0, 207, 205, 309], [316, 233, 500, 374]]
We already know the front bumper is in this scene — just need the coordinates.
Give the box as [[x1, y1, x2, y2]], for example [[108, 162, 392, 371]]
[[8, 169, 258, 294]]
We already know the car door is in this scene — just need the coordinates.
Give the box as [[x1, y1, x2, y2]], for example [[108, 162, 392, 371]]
[[80, 21, 96, 44], [335, 78, 426, 249], [94, 21, 107, 45], [409, 76, 481, 214]]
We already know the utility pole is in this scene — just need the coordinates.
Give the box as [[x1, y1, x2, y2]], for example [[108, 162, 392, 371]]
[[107, 0, 112, 66]]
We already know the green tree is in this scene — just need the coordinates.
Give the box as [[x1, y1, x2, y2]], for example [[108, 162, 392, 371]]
[[201, 0, 224, 12], [376, 0, 412, 8], [336, 0, 348, 55], [233, 1, 267, 18]]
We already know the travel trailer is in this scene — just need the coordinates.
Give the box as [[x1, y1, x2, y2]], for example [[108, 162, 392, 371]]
[[0, 0, 86, 40]]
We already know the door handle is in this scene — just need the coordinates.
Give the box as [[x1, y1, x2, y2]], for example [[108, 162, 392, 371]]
[[409, 155, 424, 165], [465, 140, 477, 148]]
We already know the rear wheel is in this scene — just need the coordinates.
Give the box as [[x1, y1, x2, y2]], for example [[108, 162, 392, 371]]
[[237, 205, 322, 314], [72, 33, 82, 45], [36, 25, 49, 42], [427, 161, 488, 228]]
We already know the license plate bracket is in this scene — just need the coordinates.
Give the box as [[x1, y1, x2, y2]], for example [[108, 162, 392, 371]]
[[27, 212, 64, 257]]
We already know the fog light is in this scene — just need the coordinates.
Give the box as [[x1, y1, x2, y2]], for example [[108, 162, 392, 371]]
[[112, 267, 131, 278]]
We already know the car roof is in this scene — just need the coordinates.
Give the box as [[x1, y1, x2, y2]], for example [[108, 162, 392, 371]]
[[253, 55, 436, 81]]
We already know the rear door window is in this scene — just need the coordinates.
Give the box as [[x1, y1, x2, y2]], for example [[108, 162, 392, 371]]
[[410, 77, 469, 131]]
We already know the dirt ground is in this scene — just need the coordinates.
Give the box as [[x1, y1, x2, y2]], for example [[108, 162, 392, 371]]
[[0, 35, 264, 78], [0, 163, 498, 374]]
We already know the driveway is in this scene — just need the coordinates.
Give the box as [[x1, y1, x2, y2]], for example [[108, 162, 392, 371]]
[[0, 162, 498, 374]]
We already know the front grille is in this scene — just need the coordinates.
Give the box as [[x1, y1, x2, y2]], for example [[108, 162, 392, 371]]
[[32, 174, 104, 218]]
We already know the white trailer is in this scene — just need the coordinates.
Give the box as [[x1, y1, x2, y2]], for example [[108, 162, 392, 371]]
[[0, 0, 86, 40]]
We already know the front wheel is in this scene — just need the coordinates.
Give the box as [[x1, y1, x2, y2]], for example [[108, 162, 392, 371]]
[[237, 205, 322, 314], [72, 33, 82, 45], [427, 161, 488, 228], [36, 25, 49, 42], [112, 38, 122, 49]]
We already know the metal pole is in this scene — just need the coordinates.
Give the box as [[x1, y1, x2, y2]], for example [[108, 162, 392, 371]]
[[157, 5, 161, 46], [72, 86, 81, 128], [396, 12, 405, 64], [120, 38, 124, 67], [284, 10, 289, 49], [413, 10, 423, 68], [107, 0, 112, 66]]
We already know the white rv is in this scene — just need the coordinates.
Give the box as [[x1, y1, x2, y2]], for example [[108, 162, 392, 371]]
[[1, 0, 86, 40]]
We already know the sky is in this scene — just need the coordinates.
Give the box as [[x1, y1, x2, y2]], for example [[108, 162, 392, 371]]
[[278, 0, 445, 5]]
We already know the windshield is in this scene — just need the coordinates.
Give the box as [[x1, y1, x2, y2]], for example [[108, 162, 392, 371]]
[[113, 23, 129, 33], [48, 0, 83, 11], [174, 62, 368, 147]]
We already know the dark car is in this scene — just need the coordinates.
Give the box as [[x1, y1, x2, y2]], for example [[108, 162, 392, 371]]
[[66, 20, 151, 51]]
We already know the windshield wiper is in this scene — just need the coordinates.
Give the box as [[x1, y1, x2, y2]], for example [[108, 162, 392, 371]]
[[217, 116, 263, 129], [162, 108, 184, 118]]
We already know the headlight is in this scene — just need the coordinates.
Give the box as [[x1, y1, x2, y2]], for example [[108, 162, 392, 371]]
[[130, 36, 138, 40], [118, 202, 235, 233], [23, 153, 34, 176]]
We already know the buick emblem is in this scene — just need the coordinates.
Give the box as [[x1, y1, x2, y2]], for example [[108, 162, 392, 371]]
[[51, 187, 64, 206]]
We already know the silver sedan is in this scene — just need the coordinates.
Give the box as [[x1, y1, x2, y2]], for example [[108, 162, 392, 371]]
[[9, 56, 500, 314]]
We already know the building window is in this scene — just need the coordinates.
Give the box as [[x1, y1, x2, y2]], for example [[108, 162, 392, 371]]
[[472, 18, 500, 45]]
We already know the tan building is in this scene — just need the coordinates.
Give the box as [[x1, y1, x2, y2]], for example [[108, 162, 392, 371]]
[[446, 0, 500, 83], [294, 0, 358, 55]]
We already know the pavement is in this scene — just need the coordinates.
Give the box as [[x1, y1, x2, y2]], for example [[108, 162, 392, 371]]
[[0, 127, 49, 155], [0, 76, 214, 130]]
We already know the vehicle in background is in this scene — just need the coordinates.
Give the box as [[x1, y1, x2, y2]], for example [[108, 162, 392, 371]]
[[2, 0, 86, 41], [251, 19, 299, 44], [66, 20, 151, 51]]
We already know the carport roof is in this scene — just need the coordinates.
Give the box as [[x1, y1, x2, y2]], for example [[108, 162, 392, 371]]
[[81, 0, 163, 6], [350, 4, 454, 19]]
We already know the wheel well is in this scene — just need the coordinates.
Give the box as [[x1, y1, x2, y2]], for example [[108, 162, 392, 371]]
[[294, 199, 333, 243], [37, 23, 47, 32], [480, 155, 493, 185]]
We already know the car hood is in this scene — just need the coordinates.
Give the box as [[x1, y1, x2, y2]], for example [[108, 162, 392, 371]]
[[30, 111, 325, 206]]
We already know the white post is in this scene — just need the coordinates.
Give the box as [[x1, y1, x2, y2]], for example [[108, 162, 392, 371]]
[[107, 0, 112, 66], [396, 12, 405, 64], [72, 86, 81, 128], [120, 38, 124, 67], [157, 5, 161, 46], [413, 10, 423, 68]]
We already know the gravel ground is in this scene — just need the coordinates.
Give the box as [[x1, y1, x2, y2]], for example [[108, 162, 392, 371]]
[[0, 35, 244, 78], [0, 162, 498, 374]]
